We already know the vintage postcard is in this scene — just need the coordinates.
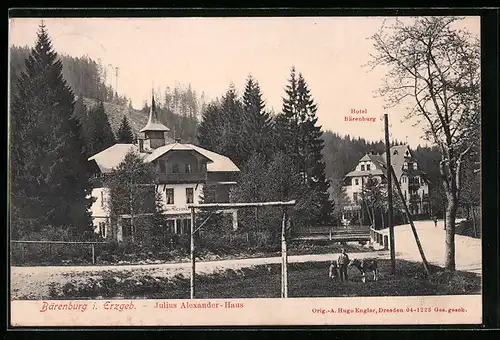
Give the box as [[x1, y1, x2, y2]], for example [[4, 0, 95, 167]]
[[8, 14, 482, 327]]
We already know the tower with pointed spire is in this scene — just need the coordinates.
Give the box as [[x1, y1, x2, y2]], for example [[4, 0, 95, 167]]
[[140, 92, 170, 150]]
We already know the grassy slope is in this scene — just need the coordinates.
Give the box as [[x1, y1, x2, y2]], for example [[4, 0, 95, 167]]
[[82, 98, 148, 136]]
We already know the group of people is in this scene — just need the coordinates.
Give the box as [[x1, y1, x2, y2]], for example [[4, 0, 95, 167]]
[[329, 248, 350, 282]]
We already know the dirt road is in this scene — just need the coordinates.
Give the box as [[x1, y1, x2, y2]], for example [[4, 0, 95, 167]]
[[11, 251, 388, 299], [379, 219, 481, 275]]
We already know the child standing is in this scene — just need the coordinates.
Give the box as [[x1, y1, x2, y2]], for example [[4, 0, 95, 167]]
[[329, 260, 339, 281]]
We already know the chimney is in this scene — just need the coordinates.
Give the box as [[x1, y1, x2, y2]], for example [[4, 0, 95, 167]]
[[138, 139, 144, 153]]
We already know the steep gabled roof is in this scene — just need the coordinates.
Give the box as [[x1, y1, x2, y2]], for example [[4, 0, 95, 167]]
[[144, 143, 213, 164], [344, 145, 429, 183], [382, 145, 412, 181]]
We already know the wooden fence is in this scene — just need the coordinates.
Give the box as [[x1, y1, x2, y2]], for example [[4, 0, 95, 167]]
[[292, 225, 371, 242], [10, 240, 108, 265], [370, 228, 389, 250]]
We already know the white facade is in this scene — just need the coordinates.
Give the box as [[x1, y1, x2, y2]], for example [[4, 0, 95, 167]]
[[342, 146, 431, 218], [89, 187, 110, 239], [157, 183, 204, 216], [89, 183, 205, 239]]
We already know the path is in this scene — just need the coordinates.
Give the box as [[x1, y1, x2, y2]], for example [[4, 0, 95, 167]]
[[11, 251, 388, 299], [379, 219, 481, 275]]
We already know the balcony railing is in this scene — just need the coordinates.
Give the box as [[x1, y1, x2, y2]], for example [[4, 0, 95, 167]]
[[157, 172, 205, 183]]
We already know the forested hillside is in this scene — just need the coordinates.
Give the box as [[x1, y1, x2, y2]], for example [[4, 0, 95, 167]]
[[10, 45, 201, 143]]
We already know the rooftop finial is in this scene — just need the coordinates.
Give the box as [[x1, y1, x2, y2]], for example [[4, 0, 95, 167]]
[[140, 88, 169, 133]]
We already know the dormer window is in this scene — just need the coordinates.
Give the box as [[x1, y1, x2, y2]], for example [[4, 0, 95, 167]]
[[366, 164, 371, 171], [172, 164, 179, 173], [413, 163, 417, 170], [185, 164, 192, 173], [403, 162, 408, 170], [361, 164, 365, 171]]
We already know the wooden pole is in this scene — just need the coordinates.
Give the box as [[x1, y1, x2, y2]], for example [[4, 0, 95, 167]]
[[384, 113, 396, 274], [190, 207, 196, 299], [471, 206, 477, 238], [390, 165, 431, 275], [281, 210, 288, 298], [129, 181, 135, 243], [91, 244, 95, 265]]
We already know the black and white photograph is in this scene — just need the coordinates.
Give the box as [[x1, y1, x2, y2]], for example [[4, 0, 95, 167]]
[[8, 14, 482, 326]]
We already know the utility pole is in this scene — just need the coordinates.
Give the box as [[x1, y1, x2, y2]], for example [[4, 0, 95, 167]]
[[115, 67, 120, 95], [390, 165, 431, 275], [384, 113, 396, 275]]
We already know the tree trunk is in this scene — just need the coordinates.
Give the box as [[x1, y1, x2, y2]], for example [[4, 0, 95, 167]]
[[444, 194, 458, 271]]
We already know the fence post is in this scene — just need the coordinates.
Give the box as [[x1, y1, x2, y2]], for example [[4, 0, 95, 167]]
[[190, 207, 196, 299], [91, 244, 95, 264]]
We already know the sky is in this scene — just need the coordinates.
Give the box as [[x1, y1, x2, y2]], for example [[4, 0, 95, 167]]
[[9, 16, 480, 147]]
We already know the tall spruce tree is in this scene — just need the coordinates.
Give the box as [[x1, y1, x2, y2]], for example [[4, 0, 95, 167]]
[[197, 101, 224, 152], [220, 84, 245, 167], [87, 101, 116, 155], [197, 85, 244, 167], [279, 66, 300, 162], [296, 73, 332, 224], [241, 75, 273, 161], [117, 115, 134, 144], [278, 67, 332, 224], [10, 22, 92, 238]]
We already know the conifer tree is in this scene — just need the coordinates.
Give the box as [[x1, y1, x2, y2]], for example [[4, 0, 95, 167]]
[[197, 101, 224, 152], [296, 73, 332, 223], [87, 101, 116, 155], [277, 67, 332, 224], [197, 85, 244, 167], [241, 75, 273, 161], [117, 115, 134, 144], [10, 22, 92, 238], [220, 84, 245, 167], [279, 66, 300, 163]]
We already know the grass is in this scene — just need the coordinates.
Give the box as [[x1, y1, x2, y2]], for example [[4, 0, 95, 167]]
[[28, 259, 480, 300]]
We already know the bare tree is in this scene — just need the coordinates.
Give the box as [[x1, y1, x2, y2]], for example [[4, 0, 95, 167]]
[[367, 17, 480, 271]]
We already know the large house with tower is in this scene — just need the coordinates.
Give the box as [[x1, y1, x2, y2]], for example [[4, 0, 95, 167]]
[[342, 145, 430, 224], [87, 95, 240, 243]]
